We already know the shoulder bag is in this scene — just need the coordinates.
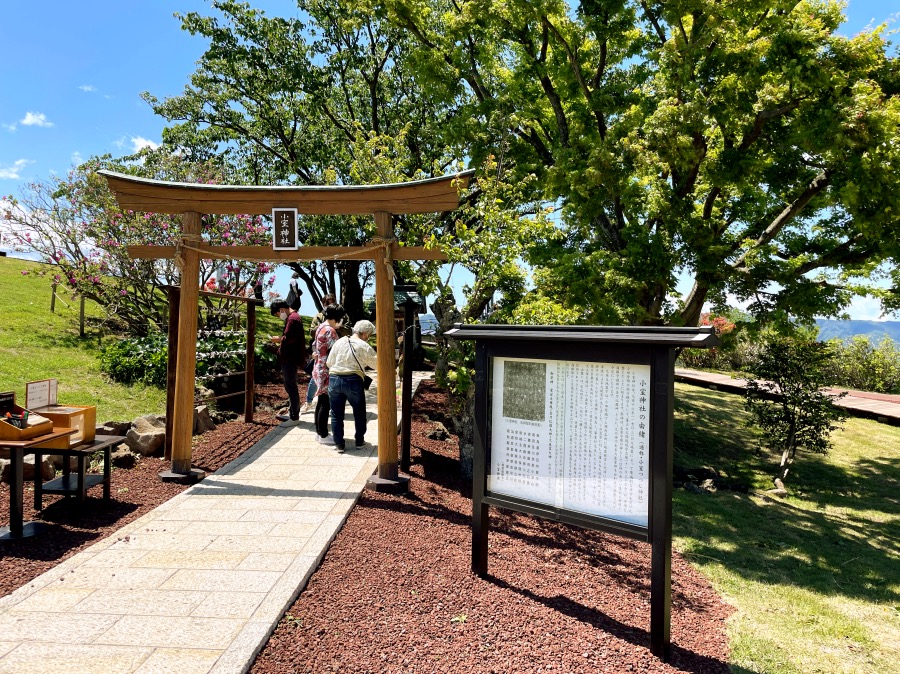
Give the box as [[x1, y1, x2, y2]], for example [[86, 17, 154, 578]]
[[346, 337, 373, 389]]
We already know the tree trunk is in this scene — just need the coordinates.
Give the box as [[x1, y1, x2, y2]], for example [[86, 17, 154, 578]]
[[680, 280, 709, 326], [339, 260, 365, 325]]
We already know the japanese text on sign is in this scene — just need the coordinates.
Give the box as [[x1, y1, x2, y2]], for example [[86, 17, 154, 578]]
[[272, 208, 298, 250], [488, 357, 650, 528]]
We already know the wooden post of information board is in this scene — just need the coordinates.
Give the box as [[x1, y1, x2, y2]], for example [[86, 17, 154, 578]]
[[650, 347, 675, 660]]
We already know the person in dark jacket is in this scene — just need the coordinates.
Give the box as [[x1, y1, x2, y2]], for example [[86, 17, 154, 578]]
[[270, 300, 305, 425]]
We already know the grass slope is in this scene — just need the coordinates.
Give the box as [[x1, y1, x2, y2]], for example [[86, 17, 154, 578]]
[[673, 383, 899, 674], [0, 257, 166, 420]]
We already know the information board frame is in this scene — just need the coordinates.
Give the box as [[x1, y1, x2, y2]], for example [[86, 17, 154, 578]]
[[447, 324, 719, 662]]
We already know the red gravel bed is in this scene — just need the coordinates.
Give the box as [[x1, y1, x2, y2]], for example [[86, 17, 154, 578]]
[[0, 382, 284, 597], [1, 379, 731, 673], [251, 381, 732, 674]]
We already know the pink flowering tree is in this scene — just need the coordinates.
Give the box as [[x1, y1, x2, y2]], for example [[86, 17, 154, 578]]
[[1, 150, 275, 335]]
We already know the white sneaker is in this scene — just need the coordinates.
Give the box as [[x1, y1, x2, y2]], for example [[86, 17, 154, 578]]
[[317, 435, 336, 446], [299, 402, 312, 415]]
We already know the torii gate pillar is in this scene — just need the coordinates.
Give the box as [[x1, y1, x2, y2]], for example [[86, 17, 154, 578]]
[[366, 211, 408, 493], [161, 211, 206, 483]]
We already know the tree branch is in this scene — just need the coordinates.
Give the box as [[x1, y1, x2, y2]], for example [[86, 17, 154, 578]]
[[731, 169, 832, 270]]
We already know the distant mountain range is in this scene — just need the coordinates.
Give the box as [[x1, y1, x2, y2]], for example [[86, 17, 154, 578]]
[[815, 319, 900, 343]]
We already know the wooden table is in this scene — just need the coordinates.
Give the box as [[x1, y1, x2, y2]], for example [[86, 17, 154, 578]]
[[32, 434, 119, 508], [0, 428, 76, 541]]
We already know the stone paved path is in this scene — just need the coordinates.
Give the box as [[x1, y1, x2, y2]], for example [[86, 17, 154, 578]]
[[0, 373, 429, 674]]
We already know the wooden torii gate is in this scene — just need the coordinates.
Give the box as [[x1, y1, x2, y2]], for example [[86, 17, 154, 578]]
[[100, 169, 474, 492]]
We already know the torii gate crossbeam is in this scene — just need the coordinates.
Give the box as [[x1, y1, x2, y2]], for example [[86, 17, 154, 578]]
[[100, 169, 474, 492]]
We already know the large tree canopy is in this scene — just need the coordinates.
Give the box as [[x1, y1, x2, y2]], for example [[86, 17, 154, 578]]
[[143, 0, 535, 323], [375, 0, 900, 326]]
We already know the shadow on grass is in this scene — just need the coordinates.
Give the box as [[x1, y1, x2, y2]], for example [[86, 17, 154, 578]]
[[673, 385, 899, 605], [674, 470, 899, 605], [33, 328, 106, 353]]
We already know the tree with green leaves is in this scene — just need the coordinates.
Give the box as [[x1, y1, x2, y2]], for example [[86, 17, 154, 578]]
[[744, 333, 847, 489], [374, 0, 900, 326], [144, 0, 498, 319]]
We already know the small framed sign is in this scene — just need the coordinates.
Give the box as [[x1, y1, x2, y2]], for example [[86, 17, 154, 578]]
[[272, 208, 298, 250], [26, 378, 58, 410]]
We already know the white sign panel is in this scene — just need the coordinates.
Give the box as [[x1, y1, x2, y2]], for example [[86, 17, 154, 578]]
[[489, 358, 650, 527], [26, 378, 58, 409]]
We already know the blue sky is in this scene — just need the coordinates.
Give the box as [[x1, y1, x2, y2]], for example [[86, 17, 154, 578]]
[[1, 1, 898, 319]]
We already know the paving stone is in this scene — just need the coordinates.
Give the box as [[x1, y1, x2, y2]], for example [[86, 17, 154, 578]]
[[159, 569, 282, 594], [73, 589, 209, 617], [191, 592, 266, 619], [0, 643, 153, 674], [7, 587, 96, 613], [130, 550, 247, 571], [132, 648, 222, 674], [96, 615, 245, 650]]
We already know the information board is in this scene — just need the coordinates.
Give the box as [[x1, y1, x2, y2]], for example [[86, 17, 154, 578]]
[[489, 357, 650, 528]]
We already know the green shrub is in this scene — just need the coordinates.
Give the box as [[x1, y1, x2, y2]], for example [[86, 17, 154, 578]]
[[744, 335, 847, 486], [825, 335, 900, 393], [100, 331, 279, 388], [100, 333, 169, 388]]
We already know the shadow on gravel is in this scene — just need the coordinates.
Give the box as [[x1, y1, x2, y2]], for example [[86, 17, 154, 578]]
[[37, 498, 140, 528], [1, 525, 110, 562], [484, 573, 732, 674]]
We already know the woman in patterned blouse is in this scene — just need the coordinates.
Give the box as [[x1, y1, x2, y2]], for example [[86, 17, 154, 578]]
[[311, 304, 344, 445]]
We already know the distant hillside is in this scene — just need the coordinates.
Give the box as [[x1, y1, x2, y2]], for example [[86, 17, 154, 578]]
[[816, 319, 900, 343]]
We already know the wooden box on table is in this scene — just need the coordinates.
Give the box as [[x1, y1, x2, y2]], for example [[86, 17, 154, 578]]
[[26, 379, 96, 447], [0, 390, 58, 445]]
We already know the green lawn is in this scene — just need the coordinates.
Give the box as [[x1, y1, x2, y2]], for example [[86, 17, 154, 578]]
[[673, 383, 900, 674], [0, 257, 164, 420]]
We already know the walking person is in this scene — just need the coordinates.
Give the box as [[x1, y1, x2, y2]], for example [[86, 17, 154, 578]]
[[269, 300, 305, 425], [311, 304, 345, 445], [327, 320, 378, 452], [286, 271, 302, 311], [301, 294, 350, 414]]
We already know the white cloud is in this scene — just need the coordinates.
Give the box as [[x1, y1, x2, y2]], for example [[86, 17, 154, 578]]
[[21, 112, 53, 127], [131, 136, 159, 152], [840, 294, 896, 322], [2, 123, 16, 132], [0, 159, 34, 180], [71, 151, 83, 166], [79, 85, 96, 92]]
